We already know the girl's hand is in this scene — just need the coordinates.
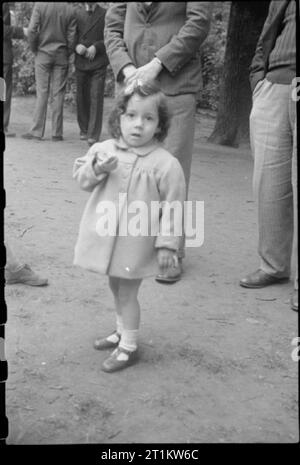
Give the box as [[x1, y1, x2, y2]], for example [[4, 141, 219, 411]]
[[157, 248, 178, 273], [94, 152, 118, 174]]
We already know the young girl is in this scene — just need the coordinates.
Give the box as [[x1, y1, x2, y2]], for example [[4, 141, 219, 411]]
[[73, 82, 186, 373]]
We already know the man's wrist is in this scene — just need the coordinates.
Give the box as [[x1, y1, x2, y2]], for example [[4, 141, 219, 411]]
[[153, 56, 163, 70]]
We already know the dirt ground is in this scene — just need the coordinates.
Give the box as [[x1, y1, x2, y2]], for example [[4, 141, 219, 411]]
[[3, 95, 298, 445]]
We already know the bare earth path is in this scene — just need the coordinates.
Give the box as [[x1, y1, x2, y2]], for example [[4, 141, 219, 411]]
[[3, 96, 298, 444]]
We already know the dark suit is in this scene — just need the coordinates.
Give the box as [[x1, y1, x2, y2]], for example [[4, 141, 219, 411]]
[[75, 4, 108, 142], [3, 2, 25, 131], [26, 2, 76, 138]]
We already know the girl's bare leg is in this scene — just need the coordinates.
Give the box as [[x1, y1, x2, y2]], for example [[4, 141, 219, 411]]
[[117, 278, 142, 330], [108, 276, 123, 336], [101, 278, 143, 371]]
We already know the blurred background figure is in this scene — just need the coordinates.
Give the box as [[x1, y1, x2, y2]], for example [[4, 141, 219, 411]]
[[3, 1, 28, 137], [21, 2, 76, 141], [74, 2, 109, 147]]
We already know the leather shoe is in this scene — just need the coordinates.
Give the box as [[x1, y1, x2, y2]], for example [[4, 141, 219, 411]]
[[52, 136, 63, 141], [101, 347, 138, 373], [87, 138, 97, 146], [22, 133, 43, 141], [5, 264, 48, 286], [4, 130, 16, 137], [291, 289, 298, 312], [94, 331, 121, 350], [240, 269, 289, 289]]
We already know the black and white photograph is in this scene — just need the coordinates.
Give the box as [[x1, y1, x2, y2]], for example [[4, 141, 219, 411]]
[[1, 0, 298, 448]]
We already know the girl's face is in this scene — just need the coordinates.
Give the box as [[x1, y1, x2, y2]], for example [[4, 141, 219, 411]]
[[120, 94, 160, 148]]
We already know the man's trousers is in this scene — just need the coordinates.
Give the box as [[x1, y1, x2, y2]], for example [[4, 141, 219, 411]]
[[76, 67, 106, 142], [30, 51, 69, 138], [250, 78, 297, 288]]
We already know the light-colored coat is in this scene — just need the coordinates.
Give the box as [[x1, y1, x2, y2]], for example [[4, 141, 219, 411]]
[[73, 138, 186, 279]]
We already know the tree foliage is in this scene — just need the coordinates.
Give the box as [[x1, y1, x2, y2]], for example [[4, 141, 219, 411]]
[[208, 1, 270, 147]]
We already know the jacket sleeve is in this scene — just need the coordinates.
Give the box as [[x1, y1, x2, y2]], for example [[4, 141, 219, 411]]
[[249, 1, 277, 92], [104, 2, 133, 81], [27, 3, 42, 53], [67, 5, 77, 55], [155, 2, 213, 76], [93, 9, 107, 56], [93, 39, 107, 56], [155, 157, 186, 251], [73, 146, 108, 192]]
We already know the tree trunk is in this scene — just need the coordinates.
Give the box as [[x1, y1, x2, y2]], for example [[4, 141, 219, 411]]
[[208, 1, 270, 147]]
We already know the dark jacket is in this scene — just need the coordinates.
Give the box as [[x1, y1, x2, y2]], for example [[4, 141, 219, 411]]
[[104, 2, 212, 96], [249, 0, 291, 92], [74, 4, 108, 72], [3, 2, 25, 64], [27, 2, 76, 58]]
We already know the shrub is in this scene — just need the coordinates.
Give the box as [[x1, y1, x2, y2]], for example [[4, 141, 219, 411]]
[[198, 2, 230, 111]]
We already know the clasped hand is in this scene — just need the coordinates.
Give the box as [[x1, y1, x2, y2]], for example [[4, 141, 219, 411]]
[[76, 44, 96, 61], [123, 58, 162, 87]]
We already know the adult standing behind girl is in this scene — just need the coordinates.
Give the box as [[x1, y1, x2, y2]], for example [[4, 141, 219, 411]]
[[73, 82, 186, 373], [104, 2, 212, 283]]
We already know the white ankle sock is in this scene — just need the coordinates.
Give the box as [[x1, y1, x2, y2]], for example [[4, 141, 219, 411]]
[[119, 329, 138, 352]]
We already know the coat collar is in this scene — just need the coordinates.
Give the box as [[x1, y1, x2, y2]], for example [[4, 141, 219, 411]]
[[136, 2, 158, 20], [115, 138, 160, 157]]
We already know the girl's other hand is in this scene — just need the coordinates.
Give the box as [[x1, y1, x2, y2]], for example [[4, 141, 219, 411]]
[[157, 248, 178, 273]]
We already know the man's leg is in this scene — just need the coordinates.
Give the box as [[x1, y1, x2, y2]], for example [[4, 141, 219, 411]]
[[76, 68, 90, 138], [87, 68, 106, 143], [241, 79, 294, 288], [156, 93, 196, 283], [3, 62, 14, 134], [290, 82, 298, 310], [29, 53, 52, 138], [51, 56, 68, 139], [164, 93, 196, 193]]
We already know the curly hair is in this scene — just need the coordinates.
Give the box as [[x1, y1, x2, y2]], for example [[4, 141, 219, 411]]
[[108, 82, 171, 142]]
